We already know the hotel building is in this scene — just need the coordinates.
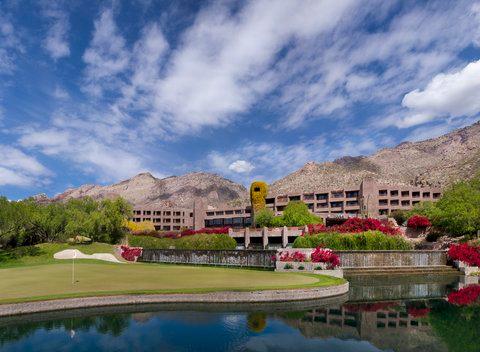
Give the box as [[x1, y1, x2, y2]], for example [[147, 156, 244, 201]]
[[130, 179, 442, 231]]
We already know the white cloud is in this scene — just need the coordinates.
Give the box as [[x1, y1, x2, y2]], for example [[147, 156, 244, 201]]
[[228, 160, 254, 174], [42, 6, 70, 60], [397, 60, 480, 128], [0, 10, 22, 74], [82, 8, 129, 96], [0, 145, 51, 186], [52, 86, 69, 100]]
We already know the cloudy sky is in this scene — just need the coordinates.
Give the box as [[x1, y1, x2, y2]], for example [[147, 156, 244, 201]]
[[1, 0, 480, 199]]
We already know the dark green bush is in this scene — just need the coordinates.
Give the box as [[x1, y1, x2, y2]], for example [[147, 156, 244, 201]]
[[268, 201, 322, 227], [293, 230, 412, 250], [254, 208, 275, 228], [128, 233, 236, 250]]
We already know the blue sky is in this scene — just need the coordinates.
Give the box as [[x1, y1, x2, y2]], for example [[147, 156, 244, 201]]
[[1, 0, 480, 200]]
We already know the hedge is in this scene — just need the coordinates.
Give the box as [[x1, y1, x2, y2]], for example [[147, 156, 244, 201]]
[[293, 230, 412, 250], [128, 233, 237, 250]]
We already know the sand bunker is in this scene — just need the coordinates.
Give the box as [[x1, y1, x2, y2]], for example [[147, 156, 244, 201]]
[[54, 249, 122, 263]]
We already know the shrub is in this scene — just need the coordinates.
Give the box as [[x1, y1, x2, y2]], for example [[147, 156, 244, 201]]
[[124, 220, 155, 234], [254, 208, 275, 228], [250, 181, 268, 215], [391, 210, 408, 226], [279, 250, 306, 262], [407, 215, 431, 229], [128, 233, 236, 250], [284, 263, 293, 270], [310, 246, 340, 269], [307, 217, 400, 236], [447, 285, 480, 306], [448, 243, 480, 267], [120, 245, 142, 261], [293, 230, 412, 250], [298, 265, 305, 270]]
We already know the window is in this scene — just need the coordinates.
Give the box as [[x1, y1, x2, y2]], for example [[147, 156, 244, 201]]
[[379, 190, 388, 196], [254, 187, 260, 192], [307, 203, 314, 210], [213, 219, 223, 226], [379, 209, 388, 215], [317, 203, 328, 208], [316, 193, 328, 200], [433, 192, 441, 199], [330, 201, 343, 208], [162, 226, 171, 231], [401, 191, 409, 197], [346, 200, 358, 206], [390, 199, 399, 206], [163, 211, 171, 216], [401, 200, 410, 206], [232, 217, 243, 225], [379, 199, 388, 206], [304, 193, 314, 200], [266, 197, 274, 204], [422, 192, 431, 198], [234, 209, 243, 214], [412, 192, 420, 198], [224, 218, 233, 225], [331, 192, 344, 198], [345, 191, 359, 198], [289, 195, 301, 201], [225, 210, 234, 215], [206, 212, 214, 216], [143, 210, 151, 215], [173, 226, 180, 230], [215, 211, 224, 215], [412, 200, 420, 205], [390, 190, 398, 196]]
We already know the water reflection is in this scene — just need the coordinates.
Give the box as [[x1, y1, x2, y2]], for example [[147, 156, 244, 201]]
[[1, 275, 479, 352]]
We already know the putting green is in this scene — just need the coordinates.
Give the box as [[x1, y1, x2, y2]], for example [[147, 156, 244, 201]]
[[0, 262, 344, 304]]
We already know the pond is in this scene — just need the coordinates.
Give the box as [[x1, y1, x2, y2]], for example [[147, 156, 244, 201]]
[[0, 273, 478, 352]]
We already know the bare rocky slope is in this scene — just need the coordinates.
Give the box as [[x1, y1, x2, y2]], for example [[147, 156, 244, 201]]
[[269, 120, 480, 195], [51, 172, 248, 208], [47, 121, 480, 206]]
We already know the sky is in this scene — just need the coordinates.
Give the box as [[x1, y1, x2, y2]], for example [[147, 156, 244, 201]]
[[1, 0, 480, 200]]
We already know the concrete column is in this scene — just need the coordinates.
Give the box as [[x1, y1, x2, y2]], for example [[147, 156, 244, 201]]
[[262, 227, 269, 249], [244, 228, 250, 249], [282, 226, 288, 248]]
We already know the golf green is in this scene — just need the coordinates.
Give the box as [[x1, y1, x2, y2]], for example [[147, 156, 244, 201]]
[[0, 261, 345, 304]]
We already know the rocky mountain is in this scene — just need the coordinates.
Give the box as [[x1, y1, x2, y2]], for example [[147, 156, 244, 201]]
[[52, 172, 248, 208], [269, 121, 480, 195], [46, 121, 480, 206]]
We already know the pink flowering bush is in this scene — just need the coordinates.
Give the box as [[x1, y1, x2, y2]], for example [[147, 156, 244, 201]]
[[407, 215, 432, 229], [279, 251, 307, 262], [310, 246, 340, 269], [448, 285, 480, 306], [307, 217, 400, 236], [407, 307, 431, 318], [120, 245, 143, 262], [448, 243, 480, 267]]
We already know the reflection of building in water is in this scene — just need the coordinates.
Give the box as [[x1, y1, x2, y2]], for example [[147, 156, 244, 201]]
[[281, 304, 447, 352]]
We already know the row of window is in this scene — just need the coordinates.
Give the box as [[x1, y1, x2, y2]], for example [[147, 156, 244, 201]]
[[154, 225, 182, 231], [379, 199, 422, 206], [134, 210, 193, 217], [131, 217, 186, 224], [269, 191, 360, 204], [204, 217, 252, 227], [378, 190, 441, 198], [205, 209, 249, 216]]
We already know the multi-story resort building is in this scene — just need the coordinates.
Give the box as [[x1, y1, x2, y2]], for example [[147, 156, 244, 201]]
[[130, 179, 442, 232]]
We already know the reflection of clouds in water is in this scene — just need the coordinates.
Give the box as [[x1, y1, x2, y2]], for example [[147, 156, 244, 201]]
[[222, 314, 245, 329], [241, 332, 385, 352]]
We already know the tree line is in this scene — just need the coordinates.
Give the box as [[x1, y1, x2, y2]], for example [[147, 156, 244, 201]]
[[0, 197, 132, 248]]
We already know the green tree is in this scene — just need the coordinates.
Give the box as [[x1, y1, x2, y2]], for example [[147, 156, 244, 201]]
[[277, 201, 322, 227], [254, 208, 274, 228]]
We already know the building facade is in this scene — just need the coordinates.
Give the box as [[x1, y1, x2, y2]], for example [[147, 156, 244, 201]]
[[130, 179, 442, 230]]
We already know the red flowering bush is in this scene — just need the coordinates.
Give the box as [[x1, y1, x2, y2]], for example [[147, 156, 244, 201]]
[[307, 217, 400, 236], [279, 251, 306, 262], [407, 307, 431, 318], [448, 243, 480, 267], [120, 245, 143, 262], [310, 246, 340, 269], [407, 215, 432, 229], [447, 285, 480, 306]]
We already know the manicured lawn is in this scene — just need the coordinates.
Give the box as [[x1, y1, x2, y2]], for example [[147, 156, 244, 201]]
[[0, 262, 345, 304]]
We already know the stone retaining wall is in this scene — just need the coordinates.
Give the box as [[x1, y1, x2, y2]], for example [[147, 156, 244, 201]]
[[140, 249, 276, 268], [140, 249, 448, 269], [0, 283, 349, 317]]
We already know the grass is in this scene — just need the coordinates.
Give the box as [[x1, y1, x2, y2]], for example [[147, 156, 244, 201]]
[[0, 242, 117, 268], [0, 243, 345, 304], [0, 262, 345, 304]]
